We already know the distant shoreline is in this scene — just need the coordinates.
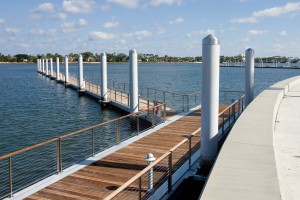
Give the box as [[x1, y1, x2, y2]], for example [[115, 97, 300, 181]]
[[1, 62, 300, 69]]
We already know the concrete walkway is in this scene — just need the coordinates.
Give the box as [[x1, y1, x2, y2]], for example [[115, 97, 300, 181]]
[[274, 83, 300, 200], [200, 76, 300, 200]]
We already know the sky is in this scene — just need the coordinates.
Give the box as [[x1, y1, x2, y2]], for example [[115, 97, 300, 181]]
[[0, 0, 300, 57]]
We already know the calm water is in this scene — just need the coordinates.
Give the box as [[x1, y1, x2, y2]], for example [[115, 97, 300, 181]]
[[1, 63, 300, 156]]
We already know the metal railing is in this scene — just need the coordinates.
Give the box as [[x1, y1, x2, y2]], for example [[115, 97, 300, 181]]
[[0, 104, 166, 199], [104, 94, 245, 200]]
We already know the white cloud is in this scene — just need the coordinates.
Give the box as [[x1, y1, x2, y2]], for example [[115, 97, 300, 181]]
[[30, 29, 57, 36], [124, 30, 152, 39], [60, 19, 87, 33], [247, 29, 266, 35], [89, 31, 116, 40], [149, 0, 181, 6], [187, 29, 215, 37], [155, 24, 166, 34], [5, 28, 20, 34], [29, 3, 54, 19], [169, 17, 184, 25], [0, 18, 5, 24], [103, 21, 119, 29], [62, 0, 95, 13], [107, 0, 138, 8], [231, 2, 300, 23], [239, 37, 250, 42], [52, 13, 67, 20], [278, 30, 287, 36], [20, 43, 30, 49], [78, 18, 87, 26], [32, 3, 54, 12]]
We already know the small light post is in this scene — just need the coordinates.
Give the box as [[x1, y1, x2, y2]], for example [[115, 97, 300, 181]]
[[145, 153, 156, 192]]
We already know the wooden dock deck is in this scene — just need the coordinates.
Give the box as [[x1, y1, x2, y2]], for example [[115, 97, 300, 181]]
[[25, 105, 230, 200], [55, 73, 153, 112]]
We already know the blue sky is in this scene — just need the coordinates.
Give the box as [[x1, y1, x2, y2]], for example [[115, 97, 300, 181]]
[[0, 0, 300, 57]]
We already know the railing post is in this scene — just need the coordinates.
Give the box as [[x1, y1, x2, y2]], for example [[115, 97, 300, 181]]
[[189, 137, 192, 168], [238, 98, 241, 114], [164, 103, 167, 121], [92, 129, 95, 156], [242, 98, 244, 111], [233, 102, 236, 121], [9, 157, 13, 197], [147, 88, 150, 115], [121, 91, 123, 104], [172, 93, 175, 109], [228, 107, 231, 125], [138, 177, 142, 200], [117, 120, 120, 144], [187, 95, 190, 111], [182, 95, 184, 111], [137, 113, 140, 134], [152, 107, 155, 128], [56, 138, 62, 173], [222, 113, 225, 134], [127, 93, 130, 107], [168, 151, 173, 193], [115, 90, 117, 101]]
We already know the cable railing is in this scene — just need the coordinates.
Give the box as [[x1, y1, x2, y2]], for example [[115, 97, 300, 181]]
[[104, 94, 245, 200], [0, 103, 166, 199]]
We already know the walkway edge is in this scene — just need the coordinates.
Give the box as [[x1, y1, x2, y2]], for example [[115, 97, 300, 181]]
[[9, 106, 201, 200], [200, 76, 300, 200]]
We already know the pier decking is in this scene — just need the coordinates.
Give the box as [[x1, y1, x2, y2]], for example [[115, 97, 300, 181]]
[[0, 68, 244, 200], [25, 105, 233, 200]]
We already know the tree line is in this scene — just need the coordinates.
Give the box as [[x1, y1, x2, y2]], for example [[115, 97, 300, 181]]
[[0, 52, 299, 63]]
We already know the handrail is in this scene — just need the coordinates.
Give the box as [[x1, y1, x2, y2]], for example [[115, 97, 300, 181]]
[[104, 127, 201, 200], [219, 94, 245, 116], [0, 138, 59, 161], [104, 94, 245, 200], [0, 103, 165, 161]]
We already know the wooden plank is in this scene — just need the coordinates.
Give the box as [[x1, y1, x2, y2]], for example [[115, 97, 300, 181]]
[[26, 106, 229, 200]]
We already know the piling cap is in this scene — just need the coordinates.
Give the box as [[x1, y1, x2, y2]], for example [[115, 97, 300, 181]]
[[101, 52, 106, 57], [246, 48, 255, 54], [130, 49, 137, 54], [203, 34, 220, 45], [145, 153, 156, 162]]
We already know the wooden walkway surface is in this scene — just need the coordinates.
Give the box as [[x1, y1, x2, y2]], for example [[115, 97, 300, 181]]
[[26, 105, 229, 200], [55, 72, 152, 112]]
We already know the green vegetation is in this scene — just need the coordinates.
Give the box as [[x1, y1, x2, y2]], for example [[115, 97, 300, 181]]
[[0, 52, 299, 63]]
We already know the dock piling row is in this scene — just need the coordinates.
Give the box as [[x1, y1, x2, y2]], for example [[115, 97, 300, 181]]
[[101, 52, 108, 103], [200, 34, 220, 167], [56, 57, 60, 81], [129, 49, 139, 114], [245, 48, 255, 107], [65, 56, 69, 86]]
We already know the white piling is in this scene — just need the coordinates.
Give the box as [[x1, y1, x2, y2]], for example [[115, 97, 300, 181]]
[[39, 59, 41, 72], [50, 58, 53, 78], [78, 54, 85, 93], [37, 59, 39, 72], [65, 56, 69, 85], [145, 153, 156, 192], [129, 49, 139, 113], [42, 59, 45, 74], [101, 52, 108, 102], [56, 57, 60, 81], [46, 58, 49, 76], [200, 34, 220, 166], [245, 48, 255, 107]]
